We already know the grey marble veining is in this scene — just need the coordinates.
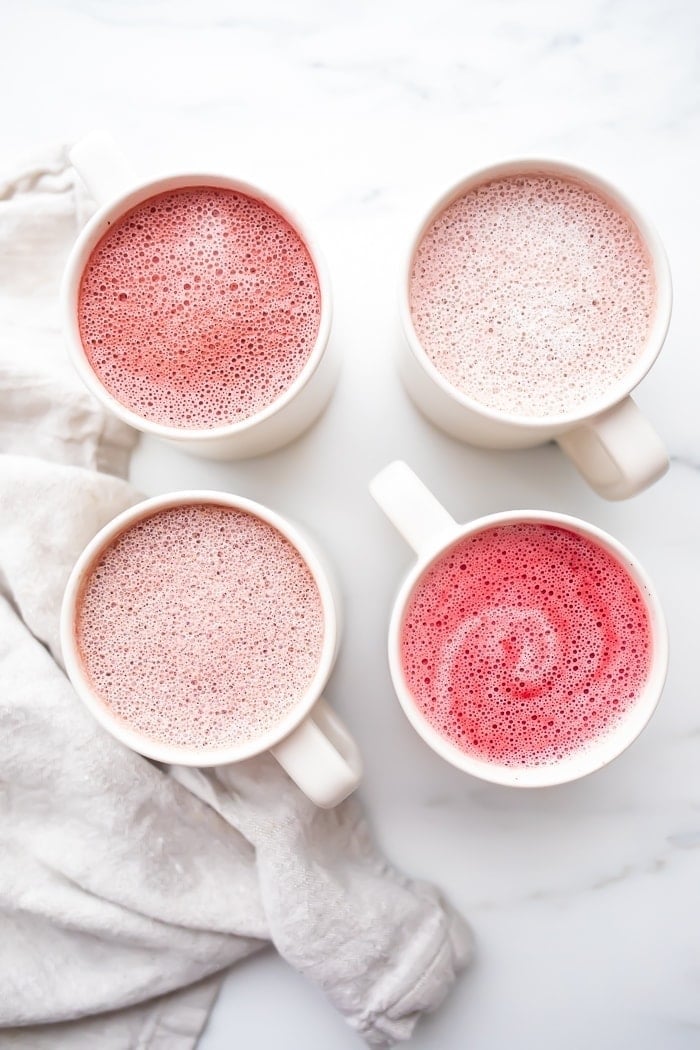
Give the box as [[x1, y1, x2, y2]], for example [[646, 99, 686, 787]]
[[2, 0, 700, 1047]]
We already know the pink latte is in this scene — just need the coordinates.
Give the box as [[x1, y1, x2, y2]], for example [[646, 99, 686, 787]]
[[400, 523, 652, 767], [75, 504, 325, 750], [409, 173, 656, 417], [78, 186, 321, 429]]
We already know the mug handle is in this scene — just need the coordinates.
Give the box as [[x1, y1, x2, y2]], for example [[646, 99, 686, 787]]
[[271, 697, 362, 808], [69, 131, 135, 206], [556, 396, 668, 500], [369, 460, 458, 556]]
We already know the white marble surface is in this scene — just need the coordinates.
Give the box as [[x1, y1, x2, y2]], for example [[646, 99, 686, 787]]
[[4, 0, 700, 1046]]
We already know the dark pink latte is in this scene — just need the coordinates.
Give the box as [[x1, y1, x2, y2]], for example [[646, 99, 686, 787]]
[[400, 523, 652, 767], [75, 504, 325, 750], [78, 186, 322, 429], [409, 172, 656, 417]]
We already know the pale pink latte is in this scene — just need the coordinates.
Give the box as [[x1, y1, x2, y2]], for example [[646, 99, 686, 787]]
[[75, 503, 325, 750], [409, 172, 656, 418]]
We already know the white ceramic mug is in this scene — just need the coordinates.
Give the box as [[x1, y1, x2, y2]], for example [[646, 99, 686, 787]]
[[399, 158, 672, 500], [61, 133, 337, 460], [60, 489, 362, 808], [370, 461, 668, 787]]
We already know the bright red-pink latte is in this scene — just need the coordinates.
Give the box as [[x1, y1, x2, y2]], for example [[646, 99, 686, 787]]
[[400, 523, 652, 767]]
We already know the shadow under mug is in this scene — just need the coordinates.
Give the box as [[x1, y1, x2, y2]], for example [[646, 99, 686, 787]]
[[61, 133, 337, 460], [60, 490, 362, 808], [370, 461, 669, 787], [398, 158, 672, 500]]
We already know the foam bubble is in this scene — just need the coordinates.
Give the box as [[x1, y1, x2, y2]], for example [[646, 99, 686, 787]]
[[409, 173, 656, 417], [78, 187, 322, 429], [75, 504, 325, 750], [400, 523, 652, 767]]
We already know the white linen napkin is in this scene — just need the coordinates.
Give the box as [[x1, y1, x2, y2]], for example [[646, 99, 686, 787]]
[[0, 147, 473, 1049]]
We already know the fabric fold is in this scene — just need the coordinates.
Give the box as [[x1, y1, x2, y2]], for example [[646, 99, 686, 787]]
[[0, 146, 472, 1049]]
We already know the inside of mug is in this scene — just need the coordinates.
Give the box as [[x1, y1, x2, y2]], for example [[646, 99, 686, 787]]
[[63, 493, 336, 766], [391, 513, 667, 788], [64, 175, 331, 439], [403, 158, 671, 430]]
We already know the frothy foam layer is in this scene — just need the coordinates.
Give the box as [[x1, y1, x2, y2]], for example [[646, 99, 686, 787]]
[[400, 523, 652, 767], [75, 504, 325, 750], [409, 173, 656, 417], [78, 186, 322, 429]]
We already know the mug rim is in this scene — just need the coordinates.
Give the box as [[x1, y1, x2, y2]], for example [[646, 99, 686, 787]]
[[60, 489, 338, 765], [61, 173, 333, 442], [387, 508, 669, 788], [400, 156, 673, 431]]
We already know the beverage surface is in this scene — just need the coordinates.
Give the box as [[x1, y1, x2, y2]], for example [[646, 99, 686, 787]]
[[75, 504, 325, 750], [409, 172, 655, 418], [78, 186, 322, 429], [400, 522, 652, 766]]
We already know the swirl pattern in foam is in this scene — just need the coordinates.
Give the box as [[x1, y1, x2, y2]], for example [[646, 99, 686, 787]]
[[75, 504, 325, 750], [400, 523, 652, 767], [409, 173, 656, 418], [78, 186, 321, 429]]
